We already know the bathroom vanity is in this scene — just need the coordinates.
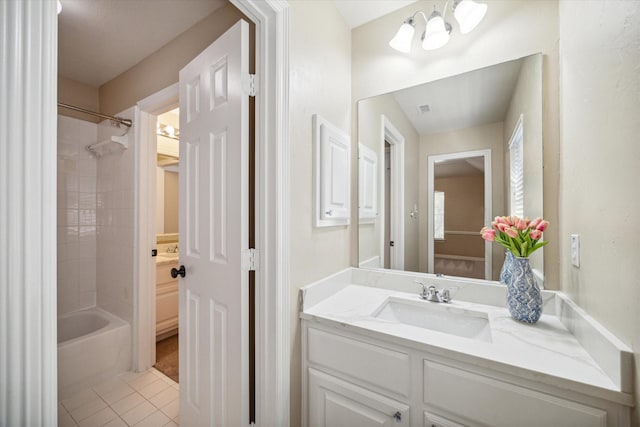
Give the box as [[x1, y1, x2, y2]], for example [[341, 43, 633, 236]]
[[300, 268, 633, 427], [155, 253, 179, 338]]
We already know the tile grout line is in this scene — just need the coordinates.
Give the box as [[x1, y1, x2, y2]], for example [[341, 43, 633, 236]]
[[61, 368, 180, 427]]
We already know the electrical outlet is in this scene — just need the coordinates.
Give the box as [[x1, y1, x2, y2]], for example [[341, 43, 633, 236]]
[[571, 234, 580, 267]]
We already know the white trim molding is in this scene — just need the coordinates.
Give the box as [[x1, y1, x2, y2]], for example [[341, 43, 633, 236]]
[[231, 1, 291, 426], [0, 1, 59, 425], [381, 115, 405, 270]]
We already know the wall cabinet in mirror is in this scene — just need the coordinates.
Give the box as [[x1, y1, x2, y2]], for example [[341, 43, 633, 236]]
[[358, 143, 378, 224]]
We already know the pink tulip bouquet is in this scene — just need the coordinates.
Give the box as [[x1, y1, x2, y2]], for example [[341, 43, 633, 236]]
[[480, 216, 549, 258]]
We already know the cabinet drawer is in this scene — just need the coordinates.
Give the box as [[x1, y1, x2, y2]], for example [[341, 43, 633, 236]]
[[309, 368, 409, 427], [157, 262, 179, 285], [424, 412, 465, 427], [308, 327, 410, 397], [423, 360, 607, 427]]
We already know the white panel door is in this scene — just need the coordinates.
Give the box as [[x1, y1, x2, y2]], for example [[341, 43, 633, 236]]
[[179, 20, 249, 427]]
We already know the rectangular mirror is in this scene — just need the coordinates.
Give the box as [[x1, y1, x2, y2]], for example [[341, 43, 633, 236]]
[[357, 53, 544, 283]]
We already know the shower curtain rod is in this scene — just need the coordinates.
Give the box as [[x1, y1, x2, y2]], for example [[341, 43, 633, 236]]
[[58, 102, 133, 128]]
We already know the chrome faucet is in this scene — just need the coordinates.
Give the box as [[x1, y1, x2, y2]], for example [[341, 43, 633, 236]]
[[415, 281, 453, 303]]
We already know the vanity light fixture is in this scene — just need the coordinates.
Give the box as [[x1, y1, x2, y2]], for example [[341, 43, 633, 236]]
[[389, 0, 488, 53], [157, 123, 179, 140]]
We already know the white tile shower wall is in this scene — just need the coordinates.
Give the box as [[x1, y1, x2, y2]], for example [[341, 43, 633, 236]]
[[57, 115, 98, 314], [96, 108, 136, 324]]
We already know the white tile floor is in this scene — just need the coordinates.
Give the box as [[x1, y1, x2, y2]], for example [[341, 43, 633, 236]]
[[59, 368, 179, 427]]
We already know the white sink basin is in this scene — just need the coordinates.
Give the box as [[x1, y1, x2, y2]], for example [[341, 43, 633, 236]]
[[372, 297, 492, 343]]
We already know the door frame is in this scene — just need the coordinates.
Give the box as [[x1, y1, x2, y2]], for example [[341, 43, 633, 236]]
[[380, 115, 405, 270], [134, 83, 179, 373], [426, 149, 492, 280], [132, 2, 291, 426]]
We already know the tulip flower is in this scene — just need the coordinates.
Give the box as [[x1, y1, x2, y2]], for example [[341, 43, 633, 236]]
[[515, 218, 528, 230], [481, 229, 496, 242], [536, 220, 549, 232], [529, 217, 543, 229], [529, 229, 542, 240], [480, 215, 549, 258], [504, 227, 518, 238]]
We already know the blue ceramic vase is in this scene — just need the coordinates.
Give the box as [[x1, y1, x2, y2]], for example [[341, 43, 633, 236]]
[[499, 251, 515, 284], [506, 257, 542, 323]]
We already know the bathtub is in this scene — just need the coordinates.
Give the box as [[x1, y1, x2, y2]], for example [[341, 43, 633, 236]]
[[57, 307, 131, 399]]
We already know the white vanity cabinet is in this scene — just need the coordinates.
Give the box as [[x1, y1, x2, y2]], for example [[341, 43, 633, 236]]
[[305, 326, 411, 427], [302, 321, 630, 427], [156, 261, 179, 337], [309, 369, 410, 427]]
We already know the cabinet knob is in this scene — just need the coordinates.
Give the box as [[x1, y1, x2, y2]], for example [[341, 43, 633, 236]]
[[171, 265, 186, 278], [392, 411, 402, 422]]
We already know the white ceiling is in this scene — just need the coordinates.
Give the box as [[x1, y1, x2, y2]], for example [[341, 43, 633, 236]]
[[58, 0, 227, 87], [391, 58, 524, 135], [333, 0, 417, 29]]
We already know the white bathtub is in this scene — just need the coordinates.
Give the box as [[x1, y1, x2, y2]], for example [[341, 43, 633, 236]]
[[57, 307, 131, 399]]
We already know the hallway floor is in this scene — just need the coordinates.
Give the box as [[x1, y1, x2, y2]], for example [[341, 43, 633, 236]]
[[155, 334, 179, 383], [58, 368, 179, 427]]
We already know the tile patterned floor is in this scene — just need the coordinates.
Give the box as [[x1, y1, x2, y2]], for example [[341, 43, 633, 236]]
[[59, 368, 179, 427]]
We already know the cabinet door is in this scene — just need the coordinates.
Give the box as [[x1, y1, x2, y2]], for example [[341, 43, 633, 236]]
[[358, 143, 378, 223], [313, 114, 350, 227], [309, 368, 409, 427], [424, 412, 466, 427]]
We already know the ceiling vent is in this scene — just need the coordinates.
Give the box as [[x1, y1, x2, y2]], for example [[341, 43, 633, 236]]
[[417, 103, 431, 114]]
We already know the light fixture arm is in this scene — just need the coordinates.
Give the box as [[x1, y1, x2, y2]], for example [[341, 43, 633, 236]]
[[442, 0, 452, 21], [410, 10, 430, 25]]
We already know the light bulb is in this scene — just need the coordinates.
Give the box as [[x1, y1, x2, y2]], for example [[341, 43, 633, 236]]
[[389, 18, 415, 53], [454, 0, 488, 34], [57, 0, 62, 14]]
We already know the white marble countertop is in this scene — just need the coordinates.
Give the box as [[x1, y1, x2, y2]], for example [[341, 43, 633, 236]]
[[301, 281, 634, 406]]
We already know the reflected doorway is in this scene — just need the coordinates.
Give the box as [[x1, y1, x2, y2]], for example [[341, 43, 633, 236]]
[[433, 156, 485, 279], [154, 108, 180, 382]]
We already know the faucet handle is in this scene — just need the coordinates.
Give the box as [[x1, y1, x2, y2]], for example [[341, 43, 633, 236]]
[[414, 281, 429, 299], [440, 286, 459, 303]]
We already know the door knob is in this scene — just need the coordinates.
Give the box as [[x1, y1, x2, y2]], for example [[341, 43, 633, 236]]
[[171, 265, 186, 278]]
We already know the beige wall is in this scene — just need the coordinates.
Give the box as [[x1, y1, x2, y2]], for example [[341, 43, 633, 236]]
[[434, 175, 485, 259], [504, 54, 545, 278], [419, 122, 504, 277], [289, 2, 352, 425], [99, 2, 249, 115], [164, 171, 179, 234], [58, 76, 100, 123], [558, 0, 640, 422], [352, 0, 560, 288], [357, 93, 420, 271]]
